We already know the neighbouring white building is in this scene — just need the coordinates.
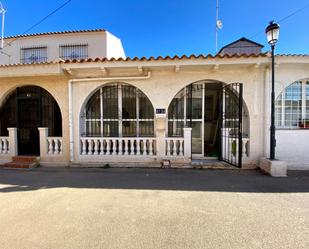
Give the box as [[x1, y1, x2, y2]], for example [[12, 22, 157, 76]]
[[0, 30, 308, 170]]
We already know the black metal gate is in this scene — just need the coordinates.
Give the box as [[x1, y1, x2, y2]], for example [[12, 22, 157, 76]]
[[17, 98, 41, 155], [219, 83, 243, 167]]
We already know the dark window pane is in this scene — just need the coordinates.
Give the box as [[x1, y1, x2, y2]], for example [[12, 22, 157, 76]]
[[139, 92, 154, 119], [123, 121, 136, 137], [168, 91, 184, 119], [103, 86, 118, 119], [139, 121, 154, 137], [103, 121, 118, 137], [86, 90, 100, 119], [122, 85, 136, 119], [168, 121, 184, 137], [86, 121, 101, 137]]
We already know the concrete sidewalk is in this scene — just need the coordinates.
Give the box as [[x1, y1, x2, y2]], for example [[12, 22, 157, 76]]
[[0, 168, 308, 249]]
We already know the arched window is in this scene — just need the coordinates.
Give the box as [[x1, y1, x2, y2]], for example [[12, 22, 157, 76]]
[[81, 83, 154, 137], [275, 80, 309, 128]]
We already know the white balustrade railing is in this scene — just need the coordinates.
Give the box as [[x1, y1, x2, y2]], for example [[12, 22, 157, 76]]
[[80, 137, 156, 156], [0, 136, 9, 154], [47, 137, 63, 155], [165, 138, 184, 156], [221, 137, 250, 159]]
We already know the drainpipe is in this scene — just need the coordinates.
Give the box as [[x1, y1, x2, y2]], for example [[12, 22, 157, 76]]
[[67, 71, 152, 163]]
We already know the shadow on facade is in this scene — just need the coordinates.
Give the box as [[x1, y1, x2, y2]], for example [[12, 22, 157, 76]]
[[0, 168, 308, 193]]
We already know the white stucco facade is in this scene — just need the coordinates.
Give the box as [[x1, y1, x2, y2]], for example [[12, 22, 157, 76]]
[[0, 30, 308, 170]]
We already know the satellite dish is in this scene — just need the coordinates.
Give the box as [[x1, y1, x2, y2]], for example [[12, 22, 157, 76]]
[[217, 20, 223, 29]]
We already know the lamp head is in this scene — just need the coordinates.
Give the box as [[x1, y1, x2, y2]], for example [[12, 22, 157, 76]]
[[265, 21, 280, 46]]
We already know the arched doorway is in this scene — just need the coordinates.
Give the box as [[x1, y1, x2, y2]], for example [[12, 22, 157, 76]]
[[168, 80, 249, 166], [0, 86, 62, 156]]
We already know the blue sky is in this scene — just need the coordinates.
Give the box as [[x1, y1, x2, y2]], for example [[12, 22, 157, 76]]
[[3, 0, 309, 57]]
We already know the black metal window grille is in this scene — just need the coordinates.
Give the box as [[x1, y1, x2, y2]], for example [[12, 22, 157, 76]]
[[59, 44, 88, 60], [82, 83, 154, 137], [20, 46, 48, 64]]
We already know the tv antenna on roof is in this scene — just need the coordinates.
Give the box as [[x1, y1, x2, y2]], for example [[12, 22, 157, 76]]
[[0, 1, 6, 49], [215, 0, 223, 53]]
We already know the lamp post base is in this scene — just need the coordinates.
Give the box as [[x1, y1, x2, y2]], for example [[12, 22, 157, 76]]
[[259, 158, 287, 177]]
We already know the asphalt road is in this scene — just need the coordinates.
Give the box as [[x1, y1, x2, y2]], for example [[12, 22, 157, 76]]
[[0, 167, 308, 249]]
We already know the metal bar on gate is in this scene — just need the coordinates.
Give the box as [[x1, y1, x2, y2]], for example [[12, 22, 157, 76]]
[[238, 84, 243, 168]]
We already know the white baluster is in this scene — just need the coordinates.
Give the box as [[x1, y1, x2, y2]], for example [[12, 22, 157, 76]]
[[142, 139, 147, 155], [0, 138, 3, 154], [136, 139, 141, 155], [166, 140, 171, 156], [54, 139, 59, 154], [119, 139, 122, 155], [106, 139, 111, 155], [129, 139, 133, 155], [149, 139, 154, 156], [5, 138, 8, 154], [173, 140, 177, 155], [1, 138, 6, 154], [87, 139, 93, 155], [124, 139, 129, 155], [94, 139, 99, 155], [82, 139, 87, 155], [179, 140, 184, 156], [112, 139, 116, 155], [99, 139, 104, 155], [59, 139, 62, 154], [48, 138, 53, 154], [242, 139, 248, 157]]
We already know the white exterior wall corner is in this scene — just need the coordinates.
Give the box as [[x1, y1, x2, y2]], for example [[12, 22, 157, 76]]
[[105, 31, 126, 59]]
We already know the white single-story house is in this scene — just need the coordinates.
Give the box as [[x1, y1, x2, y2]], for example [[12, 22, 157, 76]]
[[0, 29, 308, 170]]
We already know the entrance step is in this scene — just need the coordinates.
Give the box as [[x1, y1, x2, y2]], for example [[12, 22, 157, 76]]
[[3, 156, 40, 169], [191, 159, 238, 169]]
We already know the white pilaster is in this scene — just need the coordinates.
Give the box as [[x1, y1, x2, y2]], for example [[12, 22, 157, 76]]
[[183, 127, 192, 159], [7, 127, 17, 156], [155, 116, 166, 160], [38, 127, 49, 157]]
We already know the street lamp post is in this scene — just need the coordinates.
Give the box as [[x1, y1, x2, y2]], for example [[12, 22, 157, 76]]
[[265, 21, 280, 160]]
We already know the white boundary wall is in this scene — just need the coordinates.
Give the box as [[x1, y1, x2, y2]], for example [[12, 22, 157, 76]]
[[276, 130, 309, 170]]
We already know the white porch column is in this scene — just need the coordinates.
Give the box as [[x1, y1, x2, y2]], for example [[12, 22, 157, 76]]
[[7, 127, 17, 156], [38, 127, 48, 157], [183, 127, 192, 159], [155, 116, 166, 160]]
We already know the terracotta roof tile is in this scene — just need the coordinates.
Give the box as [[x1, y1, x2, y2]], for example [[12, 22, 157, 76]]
[[4, 29, 106, 39], [61, 53, 269, 64], [3, 53, 309, 68], [276, 54, 309, 57], [0, 60, 59, 67]]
